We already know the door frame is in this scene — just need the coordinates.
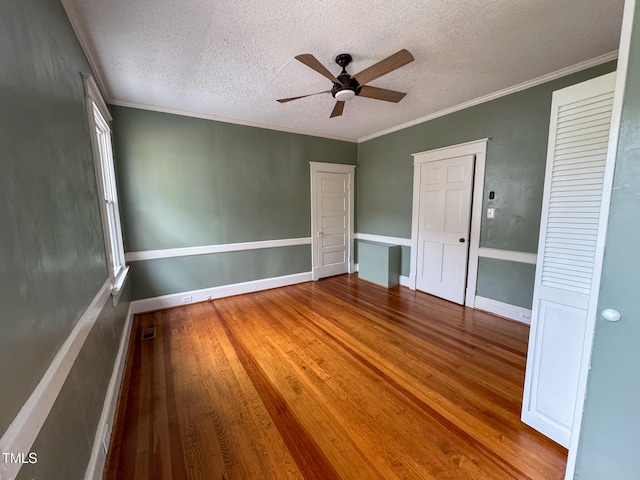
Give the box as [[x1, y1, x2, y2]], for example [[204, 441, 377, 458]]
[[310, 162, 356, 281], [409, 139, 487, 306]]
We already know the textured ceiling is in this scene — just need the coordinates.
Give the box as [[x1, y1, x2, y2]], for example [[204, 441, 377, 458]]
[[63, 0, 624, 141]]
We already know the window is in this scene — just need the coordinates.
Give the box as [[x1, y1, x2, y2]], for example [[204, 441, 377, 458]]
[[83, 74, 128, 298]]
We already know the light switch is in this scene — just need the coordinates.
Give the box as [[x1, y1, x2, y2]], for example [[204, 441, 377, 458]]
[[487, 208, 495, 219]]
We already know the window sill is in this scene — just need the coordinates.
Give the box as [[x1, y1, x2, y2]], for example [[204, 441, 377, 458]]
[[111, 266, 130, 307]]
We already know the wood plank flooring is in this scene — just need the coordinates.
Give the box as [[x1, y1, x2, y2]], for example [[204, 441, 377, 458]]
[[105, 274, 567, 479]]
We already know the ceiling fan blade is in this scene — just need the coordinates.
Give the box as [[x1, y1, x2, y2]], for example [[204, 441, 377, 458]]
[[277, 90, 330, 103], [353, 49, 414, 86], [295, 54, 340, 84], [358, 85, 407, 103], [330, 101, 345, 118]]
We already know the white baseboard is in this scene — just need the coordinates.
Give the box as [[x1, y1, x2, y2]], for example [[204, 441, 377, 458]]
[[131, 272, 313, 313], [474, 295, 532, 324], [84, 303, 135, 480], [0, 280, 112, 480]]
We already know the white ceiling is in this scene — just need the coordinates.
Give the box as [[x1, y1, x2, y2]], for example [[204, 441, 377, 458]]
[[63, 0, 624, 142]]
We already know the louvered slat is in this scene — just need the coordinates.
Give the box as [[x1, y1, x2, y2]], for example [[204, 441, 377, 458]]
[[541, 90, 614, 293], [555, 123, 612, 141], [556, 111, 613, 133], [555, 128, 611, 145], [554, 148, 608, 162], [557, 91, 613, 111]]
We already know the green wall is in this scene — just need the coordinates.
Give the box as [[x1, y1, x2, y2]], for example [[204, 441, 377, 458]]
[[356, 61, 616, 302], [130, 246, 311, 299], [18, 286, 131, 480], [111, 106, 356, 300], [1, 0, 131, 478], [575, 5, 640, 477], [476, 258, 536, 309]]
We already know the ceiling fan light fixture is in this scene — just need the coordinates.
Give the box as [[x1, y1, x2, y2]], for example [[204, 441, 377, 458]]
[[334, 89, 356, 102]]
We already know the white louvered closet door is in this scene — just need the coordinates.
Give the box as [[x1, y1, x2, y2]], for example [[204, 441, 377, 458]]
[[522, 72, 616, 448]]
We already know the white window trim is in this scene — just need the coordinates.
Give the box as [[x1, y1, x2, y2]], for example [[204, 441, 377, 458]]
[[83, 74, 129, 304]]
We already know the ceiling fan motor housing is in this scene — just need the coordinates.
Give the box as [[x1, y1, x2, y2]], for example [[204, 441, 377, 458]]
[[332, 53, 360, 101]]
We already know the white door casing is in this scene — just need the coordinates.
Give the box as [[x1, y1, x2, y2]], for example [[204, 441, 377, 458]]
[[522, 72, 617, 449], [310, 162, 355, 280], [316, 172, 350, 278], [415, 156, 474, 304], [410, 139, 487, 307]]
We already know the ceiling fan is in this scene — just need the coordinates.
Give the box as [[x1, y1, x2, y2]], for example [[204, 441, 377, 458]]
[[277, 49, 414, 118]]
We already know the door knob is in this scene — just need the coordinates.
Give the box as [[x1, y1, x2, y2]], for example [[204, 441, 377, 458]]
[[601, 308, 621, 322], [316, 231, 324, 237], [459, 238, 465, 243]]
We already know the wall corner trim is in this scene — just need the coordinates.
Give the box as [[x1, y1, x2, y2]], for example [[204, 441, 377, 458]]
[[130, 272, 313, 314], [85, 303, 135, 480], [474, 296, 532, 324], [0, 280, 112, 480]]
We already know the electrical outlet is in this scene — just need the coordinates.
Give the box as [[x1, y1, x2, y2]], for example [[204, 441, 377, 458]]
[[519, 312, 531, 322], [181, 295, 192, 304], [487, 208, 495, 219]]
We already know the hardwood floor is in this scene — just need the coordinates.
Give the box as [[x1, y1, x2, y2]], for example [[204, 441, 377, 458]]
[[105, 274, 567, 479]]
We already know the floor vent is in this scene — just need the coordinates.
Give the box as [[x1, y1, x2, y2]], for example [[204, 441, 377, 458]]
[[142, 326, 157, 340]]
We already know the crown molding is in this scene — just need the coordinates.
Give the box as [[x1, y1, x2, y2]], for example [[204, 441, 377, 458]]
[[113, 51, 617, 145], [60, 0, 112, 102], [357, 51, 619, 143], [109, 100, 358, 143]]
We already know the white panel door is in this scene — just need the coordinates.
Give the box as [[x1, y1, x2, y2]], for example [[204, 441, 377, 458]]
[[522, 72, 616, 448], [316, 171, 350, 278], [416, 155, 474, 304]]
